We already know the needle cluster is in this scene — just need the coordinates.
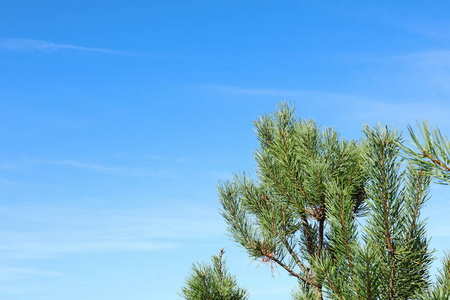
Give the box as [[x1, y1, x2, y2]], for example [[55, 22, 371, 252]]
[[179, 248, 249, 300], [180, 103, 450, 300]]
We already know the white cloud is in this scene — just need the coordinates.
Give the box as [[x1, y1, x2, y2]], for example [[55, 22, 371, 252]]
[[192, 84, 450, 129], [312, 3, 450, 39], [0, 158, 175, 177], [402, 50, 450, 65], [191, 83, 360, 101], [0, 284, 68, 295], [392, 50, 450, 95], [146, 154, 165, 160], [40, 159, 151, 176], [0, 205, 223, 258], [0, 241, 180, 258], [0, 178, 16, 185], [0, 267, 69, 295], [1, 157, 222, 178], [0, 267, 65, 280], [0, 38, 126, 55]]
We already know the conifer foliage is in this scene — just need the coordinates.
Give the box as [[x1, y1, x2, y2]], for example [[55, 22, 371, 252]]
[[405, 120, 450, 185], [219, 103, 367, 299], [180, 103, 450, 299], [306, 125, 434, 299], [217, 103, 446, 299], [403, 120, 450, 299], [179, 248, 249, 300]]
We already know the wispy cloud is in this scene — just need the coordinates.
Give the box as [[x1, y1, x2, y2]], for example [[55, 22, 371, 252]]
[[0, 205, 223, 258], [398, 50, 450, 66], [191, 83, 360, 101], [0, 178, 16, 185], [0, 38, 126, 55], [0, 267, 65, 281], [194, 84, 450, 129], [395, 50, 450, 95], [146, 154, 166, 160], [0, 158, 173, 177], [0, 240, 180, 257], [312, 2, 450, 39], [175, 156, 223, 164], [0, 283, 68, 295], [41, 159, 151, 176], [43, 159, 182, 178]]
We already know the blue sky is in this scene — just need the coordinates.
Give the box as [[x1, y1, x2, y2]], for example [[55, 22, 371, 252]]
[[1, 1, 450, 299]]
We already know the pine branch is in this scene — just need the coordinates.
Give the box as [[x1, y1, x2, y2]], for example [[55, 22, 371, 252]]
[[403, 120, 450, 184]]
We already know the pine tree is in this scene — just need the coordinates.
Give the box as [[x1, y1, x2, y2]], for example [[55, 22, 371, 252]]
[[179, 248, 249, 300], [219, 103, 367, 299], [402, 120, 450, 299], [305, 124, 434, 299], [181, 103, 450, 299], [218, 103, 447, 299]]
